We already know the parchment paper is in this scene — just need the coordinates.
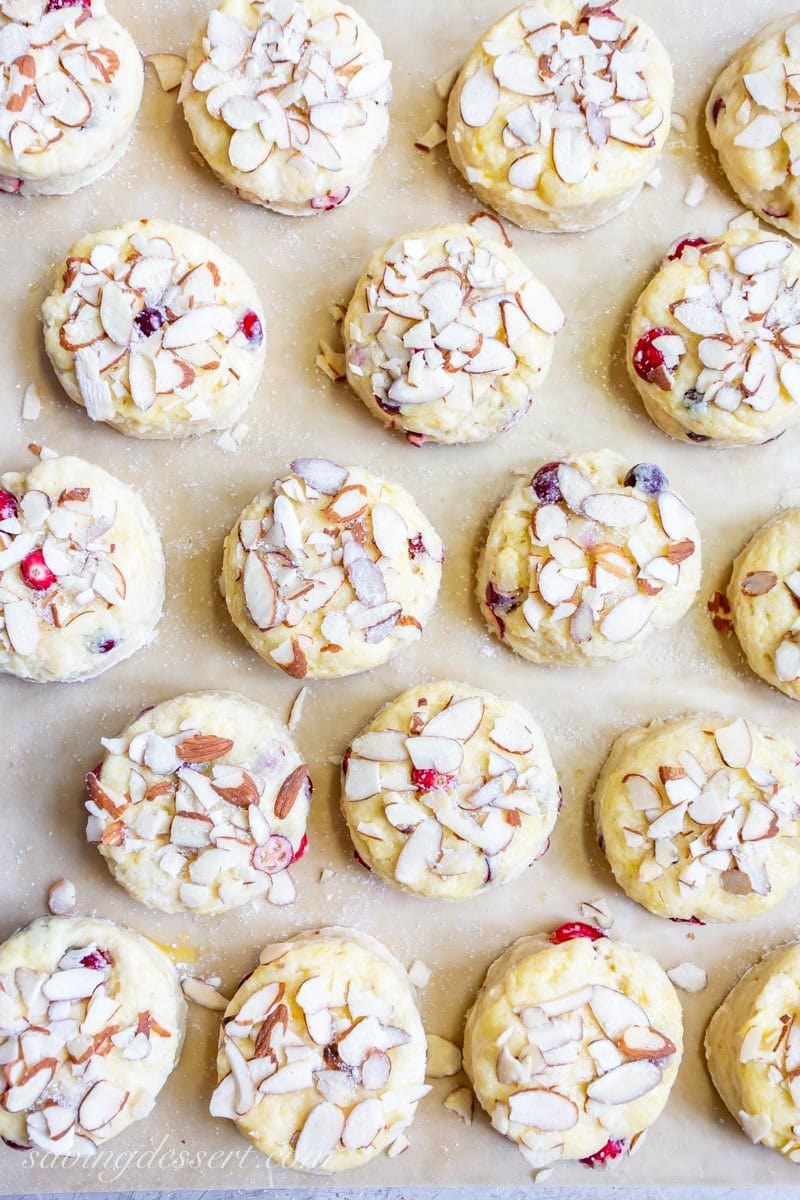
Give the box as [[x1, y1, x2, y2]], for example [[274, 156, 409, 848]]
[[4, 0, 800, 1188]]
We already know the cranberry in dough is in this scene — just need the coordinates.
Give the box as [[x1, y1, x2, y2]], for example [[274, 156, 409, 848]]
[[343, 221, 564, 445], [706, 941, 800, 1162], [477, 450, 701, 666], [86, 691, 312, 915], [41, 220, 266, 440], [0, 456, 164, 683], [0, 916, 186, 1156], [728, 508, 800, 702], [209, 927, 428, 1172], [594, 714, 800, 923], [221, 459, 443, 680], [446, 0, 672, 234], [628, 222, 800, 447], [0, 0, 143, 196], [341, 680, 560, 899], [707, 14, 800, 239], [463, 928, 683, 1170], [181, 0, 391, 216]]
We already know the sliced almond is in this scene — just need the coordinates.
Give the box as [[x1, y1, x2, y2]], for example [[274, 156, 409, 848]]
[[508, 1088, 578, 1131], [586, 1060, 661, 1105], [459, 66, 500, 128]]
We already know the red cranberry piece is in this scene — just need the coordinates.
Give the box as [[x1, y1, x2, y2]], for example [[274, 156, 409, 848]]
[[134, 307, 165, 338], [2, 1137, 30, 1150], [47, 0, 90, 9], [549, 921, 606, 945], [81, 948, 111, 970], [377, 396, 401, 415], [310, 187, 350, 211], [580, 1138, 626, 1168], [531, 461, 563, 503], [668, 236, 708, 261], [20, 549, 56, 591], [91, 636, 118, 654], [670, 915, 705, 926], [485, 581, 520, 615], [239, 310, 263, 346], [353, 848, 369, 869], [686, 429, 710, 443], [412, 767, 457, 793], [624, 463, 669, 495], [711, 96, 725, 123], [632, 328, 674, 389], [408, 534, 427, 559], [0, 489, 18, 520], [290, 834, 308, 864], [252, 834, 293, 875]]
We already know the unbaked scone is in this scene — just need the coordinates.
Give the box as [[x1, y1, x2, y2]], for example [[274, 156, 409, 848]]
[[0, 455, 164, 683], [181, 0, 391, 216], [41, 219, 266, 440], [477, 451, 701, 666], [221, 459, 443, 680], [86, 691, 312, 915], [209, 927, 428, 1172], [729, 509, 800, 702], [707, 14, 800, 239], [706, 941, 800, 1162], [341, 680, 560, 899], [628, 224, 800, 447], [463, 924, 683, 1170], [594, 715, 800, 923], [343, 221, 564, 445], [446, 0, 673, 234], [0, 0, 143, 197], [0, 915, 185, 1156]]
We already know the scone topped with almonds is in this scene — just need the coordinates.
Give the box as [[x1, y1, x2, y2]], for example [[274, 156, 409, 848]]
[[478, 450, 701, 666], [447, 0, 673, 232]]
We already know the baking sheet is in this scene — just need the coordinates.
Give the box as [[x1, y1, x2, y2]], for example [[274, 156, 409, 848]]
[[5, 0, 800, 1189]]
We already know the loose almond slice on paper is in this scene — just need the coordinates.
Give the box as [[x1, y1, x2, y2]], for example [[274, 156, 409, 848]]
[[147, 53, 186, 92], [426, 1034, 462, 1078], [181, 977, 230, 1011], [444, 1086, 474, 1124]]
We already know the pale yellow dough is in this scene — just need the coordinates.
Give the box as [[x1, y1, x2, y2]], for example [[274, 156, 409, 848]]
[[0, 455, 164, 683], [628, 225, 800, 447], [464, 932, 683, 1168], [477, 450, 701, 666], [343, 222, 561, 445], [210, 927, 427, 1173], [181, 0, 391, 216], [88, 691, 311, 916], [447, 0, 673, 233], [706, 941, 800, 1162], [729, 508, 800, 702], [0, 0, 143, 197], [707, 14, 800, 239], [221, 459, 443, 680], [341, 680, 560, 899], [595, 714, 800, 923], [0, 916, 185, 1156], [41, 220, 266, 440]]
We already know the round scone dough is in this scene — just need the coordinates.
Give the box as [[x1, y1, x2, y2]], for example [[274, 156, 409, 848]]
[[477, 450, 701, 666], [463, 927, 683, 1170], [343, 221, 564, 445], [0, 0, 143, 197], [446, 0, 673, 234], [86, 691, 312, 915], [628, 224, 800, 447], [0, 915, 185, 1156], [595, 714, 800, 923], [729, 509, 800, 702], [707, 14, 800, 239], [0, 455, 164, 683], [341, 681, 561, 899], [209, 927, 428, 1172], [181, 0, 392, 216], [221, 458, 443, 680], [706, 941, 800, 1162], [41, 220, 266, 440]]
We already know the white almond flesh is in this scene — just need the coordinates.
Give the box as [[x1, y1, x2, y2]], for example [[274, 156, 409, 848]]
[[714, 718, 753, 769], [423, 696, 484, 741], [589, 986, 648, 1039], [79, 1081, 129, 1131], [586, 1060, 661, 1105], [243, 553, 279, 630], [426, 1034, 462, 1078], [4, 598, 40, 656], [508, 1088, 578, 1131], [345, 756, 381, 801], [351, 730, 407, 762], [666, 962, 707, 993], [181, 977, 230, 1011], [459, 67, 500, 127], [444, 1086, 474, 1124], [294, 1101, 345, 1169], [147, 52, 186, 92], [341, 1098, 384, 1149], [406, 735, 463, 773], [600, 595, 654, 643]]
